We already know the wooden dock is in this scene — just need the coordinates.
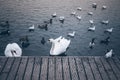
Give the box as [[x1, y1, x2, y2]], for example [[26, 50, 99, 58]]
[[0, 56, 120, 80]]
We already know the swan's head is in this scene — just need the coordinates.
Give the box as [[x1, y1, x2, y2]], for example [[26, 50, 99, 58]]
[[110, 49, 113, 52], [48, 38, 55, 43]]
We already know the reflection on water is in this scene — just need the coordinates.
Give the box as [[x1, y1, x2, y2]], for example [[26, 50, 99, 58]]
[[0, 0, 120, 56]]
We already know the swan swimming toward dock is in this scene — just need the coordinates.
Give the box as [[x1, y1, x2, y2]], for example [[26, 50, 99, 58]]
[[4, 43, 22, 57], [49, 36, 71, 56]]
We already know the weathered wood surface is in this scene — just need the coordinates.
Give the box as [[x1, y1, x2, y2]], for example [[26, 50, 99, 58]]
[[0, 56, 120, 80]]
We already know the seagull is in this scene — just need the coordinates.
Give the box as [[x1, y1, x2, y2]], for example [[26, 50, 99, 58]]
[[105, 49, 114, 58], [4, 43, 22, 57], [102, 5, 107, 10], [89, 20, 94, 25], [104, 28, 113, 34], [77, 7, 82, 11], [92, 3, 97, 9], [67, 31, 76, 38], [76, 16, 82, 20], [88, 12, 93, 16], [59, 16, 65, 23], [29, 24, 35, 32], [71, 11, 76, 15], [52, 12, 57, 17], [101, 20, 109, 25], [88, 26, 95, 31], [89, 38, 96, 49]]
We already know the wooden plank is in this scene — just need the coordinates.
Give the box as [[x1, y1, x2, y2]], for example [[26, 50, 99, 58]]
[[106, 58, 120, 79], [0, 57, 14, 80], [15, 57, 28, 80], [69, 57, 79, 80], [62, 57, 71, 80], [40, 57, 48, 80], [75, 57, 87, 80], [88, 57, 102, 80], [48, 57, 55, 80], [7, 57, 21, 80], [31, 57, 41, 80], [82, 57, 94, 80], [100, 57, 117, 80], [94, 57, 109, 80], [0, 57, 8, 73], [55, 57, 63, 80], [112, 57, 120, 70], [23, 57, 34, 80]]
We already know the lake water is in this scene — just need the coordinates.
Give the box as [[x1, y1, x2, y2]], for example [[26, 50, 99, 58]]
[[0, 0, 120, 56]]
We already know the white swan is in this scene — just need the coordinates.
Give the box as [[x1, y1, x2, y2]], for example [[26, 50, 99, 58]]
[[105, 49, 114, 58], [88, 26, 95, 31], [101, 20, 109, 25], [49, 36, 71, 56], [105, 28, 113, 33], [89, 20, 94, 25], [102, 6, 107, 10], [68, 31, 76, 37], [29, 24, 35, 31], [88, 12, 93, 16], [76, 16, 82, 20], [77, 7, 82, 11], [4, 43, 22, 57], [52, 12, 57, 17]]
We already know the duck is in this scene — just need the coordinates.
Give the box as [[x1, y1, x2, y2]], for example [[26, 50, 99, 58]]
[[29, 24, 35, 32], [0, 29, 10, 35], [100, 36, 110, 45], [71, 11, 76, 15], [105, 49, 114, 58], [49, 18, 53, 24], [67, 31, 76, 38], [76, 16, 82, 20], [102, 5, 107, 10], [104, 28, 113, 34], [41, 37, 46, 45], [101, 20, 109, 25], [92, 3, 97, 9], [38, 24, 48, 31], [77, 7, 82, 11], [89, 38, 96, 49], [88, 26, 95, 31], [0, 21, 10, 28], [49, 36, 71, 56], [88, 12, 93, 16], [59, 16, 65, 23], [89, 20, 94, 25], [4, 43, 22, 57], [52, 12, 57, 17], [19, 35, 29, 42], [19, 35, 30, 48]]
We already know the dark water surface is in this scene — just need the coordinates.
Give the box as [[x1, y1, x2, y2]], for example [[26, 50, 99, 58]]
[[0, 0, 120, 56]]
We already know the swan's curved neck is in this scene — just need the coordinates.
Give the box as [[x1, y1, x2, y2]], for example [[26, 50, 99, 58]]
[[50, 42, 55, 54], [11, 50, 17, 57]]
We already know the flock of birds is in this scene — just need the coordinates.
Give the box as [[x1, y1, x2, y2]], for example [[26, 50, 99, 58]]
[[0, 2, 115, 58]]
